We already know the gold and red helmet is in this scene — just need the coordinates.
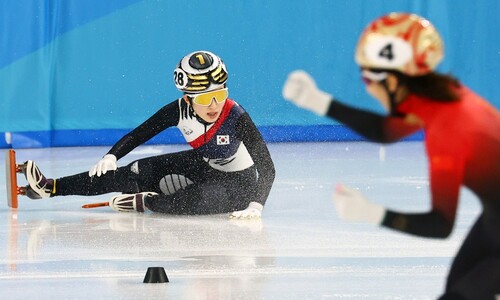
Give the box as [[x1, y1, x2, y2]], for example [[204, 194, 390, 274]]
[[355, 13, 444, 76]]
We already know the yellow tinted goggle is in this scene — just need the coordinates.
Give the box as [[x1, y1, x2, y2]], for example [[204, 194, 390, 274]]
[[190, 88, 228, 106]]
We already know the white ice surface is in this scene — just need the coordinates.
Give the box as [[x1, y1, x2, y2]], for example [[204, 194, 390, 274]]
[[0, 142, 481, 299]]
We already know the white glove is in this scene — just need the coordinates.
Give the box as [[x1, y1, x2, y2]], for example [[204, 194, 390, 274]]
[[89, 154, 117, 177], [282, 70, 332, 116], [230, 202, 263, 219], [333, 184, 386, 225]]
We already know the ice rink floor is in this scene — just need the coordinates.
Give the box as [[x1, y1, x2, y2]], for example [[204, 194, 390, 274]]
[[0, 142, 481, 299]]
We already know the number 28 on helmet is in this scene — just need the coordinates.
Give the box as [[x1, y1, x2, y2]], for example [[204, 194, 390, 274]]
[[355, 13, 444, 76]]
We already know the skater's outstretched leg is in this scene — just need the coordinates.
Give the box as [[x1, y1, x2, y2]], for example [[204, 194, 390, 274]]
[[23, 160, 141, 199]]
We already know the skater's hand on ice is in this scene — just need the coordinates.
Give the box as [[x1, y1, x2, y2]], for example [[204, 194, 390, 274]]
[[89, 154, 117, 177], [282, 70, 332, 116], [333, 184, 386, 225], [230, 202, 263, 219]]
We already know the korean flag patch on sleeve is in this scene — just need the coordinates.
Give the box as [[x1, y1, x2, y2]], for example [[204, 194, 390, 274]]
[[217, 135, 230, 145]]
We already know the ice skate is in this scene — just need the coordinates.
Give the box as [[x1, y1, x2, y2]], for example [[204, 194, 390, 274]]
[[24, 160, 54, 199], [109, 192, 158, 212]]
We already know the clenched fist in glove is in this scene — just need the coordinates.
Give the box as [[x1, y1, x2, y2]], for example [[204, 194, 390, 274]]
[[89, 154, 117, 177], [282, 70, 332, 116], [230, 202, 263, 219], [333, 184, 386, 225]]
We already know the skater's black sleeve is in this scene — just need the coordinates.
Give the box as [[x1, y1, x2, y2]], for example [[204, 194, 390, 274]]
[[326, 100, 421, 143], [107, 100, 180, 160], [381, 210, 454, 238], [235, 113, 275, 206]]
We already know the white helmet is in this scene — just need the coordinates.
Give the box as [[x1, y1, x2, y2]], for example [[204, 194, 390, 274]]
[[173, 50, 228, 93], [355, 13, 444, 76]]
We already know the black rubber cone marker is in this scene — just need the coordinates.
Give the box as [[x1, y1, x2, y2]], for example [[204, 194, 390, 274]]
[[143, 267, 169, 283]]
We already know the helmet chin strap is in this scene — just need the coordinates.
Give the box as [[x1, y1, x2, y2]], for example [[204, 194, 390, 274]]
[[186, 97, 215, 125], [381, 80, 402, 116]]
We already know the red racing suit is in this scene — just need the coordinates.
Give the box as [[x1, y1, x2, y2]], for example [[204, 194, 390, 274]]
[[328, 85, 500, 238], [327, 84, 500, 297]]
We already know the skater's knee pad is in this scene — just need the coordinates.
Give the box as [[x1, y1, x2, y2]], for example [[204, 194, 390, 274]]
[[159, 174, 194, 195]]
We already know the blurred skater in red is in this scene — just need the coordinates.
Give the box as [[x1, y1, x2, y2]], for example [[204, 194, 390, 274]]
[[283, 13, 500, 299]]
